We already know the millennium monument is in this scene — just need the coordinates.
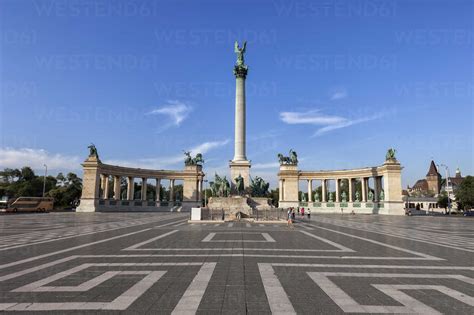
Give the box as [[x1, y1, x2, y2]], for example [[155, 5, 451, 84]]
[[229, 41, 251, 189], [77, 42, 404, 216]]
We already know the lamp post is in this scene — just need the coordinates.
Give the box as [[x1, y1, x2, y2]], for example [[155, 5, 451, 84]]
[[42, 164, 48, 197], [204, 180, 208, 208]]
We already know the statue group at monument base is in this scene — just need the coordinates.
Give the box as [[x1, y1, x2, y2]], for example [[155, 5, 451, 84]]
[[207, 196, 275, 221]]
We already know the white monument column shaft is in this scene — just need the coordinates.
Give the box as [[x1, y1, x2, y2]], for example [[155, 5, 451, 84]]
[[234, 76, 246, 161]]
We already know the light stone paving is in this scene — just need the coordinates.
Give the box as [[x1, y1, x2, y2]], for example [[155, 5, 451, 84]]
[[0, 213, 472, 314]]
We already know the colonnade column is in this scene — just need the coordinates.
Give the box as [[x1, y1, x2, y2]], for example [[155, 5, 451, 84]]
[[141, 178, 147, 201], [100, 175, 106, 199], [335, 179, 340, 203], [348, 178, 353, 202], [373, 176, 379, 202], [127, 177, 134, 200], [170, 179, 175, 202], [198, 180, 203, 202], [113, 176, 121, 200], [322, 179, 327, 202], [307, 180, 313, 202], [361, 177, 367, 202], [103, 175, 109, 199], [155, 179, 161, 202]]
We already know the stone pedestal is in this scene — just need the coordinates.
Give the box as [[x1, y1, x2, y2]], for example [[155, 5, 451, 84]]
[[229, 160, 251, 189], [76, 156, 101, 213], [278, 164, 299, 208], [208, 196, 253, 220], [381, 159, 404, 215]]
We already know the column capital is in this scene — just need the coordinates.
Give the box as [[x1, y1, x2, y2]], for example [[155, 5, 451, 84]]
[[233, 65, 248, 78]]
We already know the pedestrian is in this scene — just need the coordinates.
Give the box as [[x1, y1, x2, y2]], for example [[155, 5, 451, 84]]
[[292, 209, 296, 221], [297, 207, 300, 215], [287, 209, 293, 228], [301, 207, 305, 218], [307, 209, 311, 220]]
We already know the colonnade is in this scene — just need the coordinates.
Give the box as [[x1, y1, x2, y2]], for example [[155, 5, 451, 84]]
[[77, 156, 205, 212], [99, 175, 205, 203], [277, 159, 404, 215], [282, 176, 384, 203]]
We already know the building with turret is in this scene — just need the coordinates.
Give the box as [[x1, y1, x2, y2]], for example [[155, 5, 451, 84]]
[[408, 160, 441, 196]]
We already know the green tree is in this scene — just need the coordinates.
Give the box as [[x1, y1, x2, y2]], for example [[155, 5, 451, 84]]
[[20, 167, 35, 181], [56, 172, 66, 186], [455, 176, 474, 210], [437, 192, 449, 209]]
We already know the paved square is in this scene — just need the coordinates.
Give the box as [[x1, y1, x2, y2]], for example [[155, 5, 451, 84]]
[[0, 212, 472, 314]]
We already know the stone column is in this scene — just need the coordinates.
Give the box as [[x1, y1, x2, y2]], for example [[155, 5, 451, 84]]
[[127, 177, 134, 200], [307, 180, 313, 202], [102, 175, 109, 199], [233, 66, 247, 162], [373, 177, 379, 202], [113, 176, 121, 200], [335, 179, 340, 203], [155, 179, 161, 202], [349, 178, 353, 202], [197, 180, 202, 202], [322, 179, 327, 202], [141, 178, 147, 201], [100, 174, 108, 199], [361, 177, 367, 202], [170, 179, 175, 202], [229, 59, 251, 189]]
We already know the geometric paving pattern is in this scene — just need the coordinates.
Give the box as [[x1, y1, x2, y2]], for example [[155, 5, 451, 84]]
[[0, 212, 473, 313]]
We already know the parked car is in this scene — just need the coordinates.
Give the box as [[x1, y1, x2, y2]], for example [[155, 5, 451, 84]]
[[463, 210, 474, 217]]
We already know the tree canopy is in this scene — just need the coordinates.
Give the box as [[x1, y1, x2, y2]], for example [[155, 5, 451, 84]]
[[0, 167, 82, 209], [455, 176, 474, 210]]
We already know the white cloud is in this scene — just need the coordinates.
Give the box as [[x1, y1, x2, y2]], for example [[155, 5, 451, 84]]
[[103, 140, 230, 170], [313, 115, 382, 137], [330, 88, 348, 100], [280, 110, 346, 125], [0, 148, 81, 172], [279, 109, 384, 137], [188, 140, 230, 156], [147, 100, 192, 127]]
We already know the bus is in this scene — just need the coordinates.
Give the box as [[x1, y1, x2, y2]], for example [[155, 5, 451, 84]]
[[3, 197, 54, 213]]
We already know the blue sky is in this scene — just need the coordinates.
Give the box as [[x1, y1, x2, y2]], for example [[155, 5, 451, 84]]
[[0, 0, 472, 188]]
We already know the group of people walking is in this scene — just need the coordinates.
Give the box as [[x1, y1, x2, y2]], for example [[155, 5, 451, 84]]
[[287, 207, 311, 227]]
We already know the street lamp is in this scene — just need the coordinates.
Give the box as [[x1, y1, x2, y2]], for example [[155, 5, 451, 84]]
[[42, 164, 48, 197], [204, 180, 209, 208], [439, 164, 451, 214]]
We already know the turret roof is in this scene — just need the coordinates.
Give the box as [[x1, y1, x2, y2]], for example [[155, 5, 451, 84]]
[[426, 160, 439, 177]]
